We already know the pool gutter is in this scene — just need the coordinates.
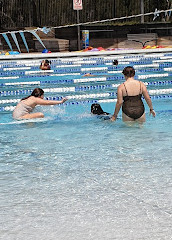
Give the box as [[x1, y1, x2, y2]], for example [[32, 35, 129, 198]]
[[0, 48, 172, 60]]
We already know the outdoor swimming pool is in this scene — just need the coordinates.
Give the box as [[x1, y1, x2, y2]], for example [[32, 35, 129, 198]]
[[0, 51, 172, 240]]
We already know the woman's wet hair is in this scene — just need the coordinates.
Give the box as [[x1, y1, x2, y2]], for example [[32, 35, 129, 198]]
[[21, 88, 44, 101], [122, 66, 135, 77], [31, 88, 44, 97]]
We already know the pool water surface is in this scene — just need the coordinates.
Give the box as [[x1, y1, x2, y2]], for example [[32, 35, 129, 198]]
[[0, 52, 172, 240]]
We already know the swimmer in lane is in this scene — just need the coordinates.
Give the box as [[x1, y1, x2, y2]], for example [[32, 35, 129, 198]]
[[112, 60, 118, 66], [40, 59, 51, 70]]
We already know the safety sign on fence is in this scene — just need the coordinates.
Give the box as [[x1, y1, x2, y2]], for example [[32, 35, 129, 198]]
[[73, 0, 83, 10]]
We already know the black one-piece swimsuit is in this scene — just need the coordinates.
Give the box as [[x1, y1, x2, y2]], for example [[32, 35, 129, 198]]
[[122, 82, 145, 120]]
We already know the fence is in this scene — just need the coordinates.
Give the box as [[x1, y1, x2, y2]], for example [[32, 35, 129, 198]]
[[0, 0, 171, 29]]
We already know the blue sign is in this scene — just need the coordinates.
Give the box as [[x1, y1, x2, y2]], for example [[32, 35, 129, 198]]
[[82, 30, 89, 49]]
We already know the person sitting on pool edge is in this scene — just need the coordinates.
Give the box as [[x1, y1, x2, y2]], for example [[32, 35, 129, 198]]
[[12, 88, 67, 120], [40, 59, 51, 70]]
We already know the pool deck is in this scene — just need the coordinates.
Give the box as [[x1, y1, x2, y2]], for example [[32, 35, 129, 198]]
[[1, 47, 172, 61]]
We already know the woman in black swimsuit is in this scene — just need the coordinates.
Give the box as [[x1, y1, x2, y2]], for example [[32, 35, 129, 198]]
[[111, 66, 156, 122]]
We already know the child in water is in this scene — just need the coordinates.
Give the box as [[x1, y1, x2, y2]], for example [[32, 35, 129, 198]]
[[13, 88, 67, 120], [40, 59, 51, 70]]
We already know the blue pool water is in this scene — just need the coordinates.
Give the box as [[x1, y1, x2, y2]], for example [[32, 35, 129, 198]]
[[0, 52, 172, 240]]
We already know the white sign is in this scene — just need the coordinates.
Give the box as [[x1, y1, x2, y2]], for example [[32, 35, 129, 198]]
[[73, 0, 83, 10]]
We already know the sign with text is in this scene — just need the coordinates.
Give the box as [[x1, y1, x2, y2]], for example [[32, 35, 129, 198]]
[[73, 0, 83, 10]]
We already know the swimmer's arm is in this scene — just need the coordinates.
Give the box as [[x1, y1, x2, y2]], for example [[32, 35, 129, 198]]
[[40, 60, 45, 68], [142, 83, 156, 117], [111, 85, 123, 121], [35, 97, 67, 105]]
